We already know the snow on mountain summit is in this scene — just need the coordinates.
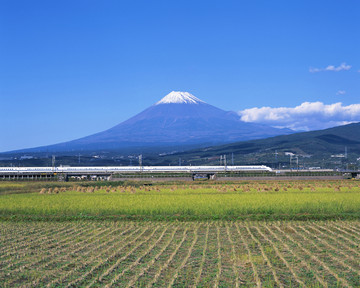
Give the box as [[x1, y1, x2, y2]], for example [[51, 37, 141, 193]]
[[156, 91, 205, 105]]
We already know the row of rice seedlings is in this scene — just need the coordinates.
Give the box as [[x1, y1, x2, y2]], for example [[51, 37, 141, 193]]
[[63, 226, 151, 287], [2, 221, 360, 287], [0, 224, 42, 255], [214, 224, 238, 288], [0, 222, 58, 253], [193, 223, 219, 287], [261, 223, 327, 286], [290, 223, 358, 287], [297, 224, 360, 280], [0, 223, 76, 266], [304, 223, 360, 259], [0, 222, 74, 259], [258, 223, 328, 286], [214, 226, 222, 288], [0, 222, 28, 242], [242, 224, 282, 287], [45, 224, 137, 287], [125, 226, 180, 288], [49, 225, 146, 287], [105, 224, 172, 287], [312, 223, 360, 258], [86, 225, 163, 287], [133, 224, 190, 287], [164, 225, 200, 288], [217, 223, 260, 286], [169, 224, 209, 288], [32, 225, 127, 286], [91, 225, 170, 287], [254, 223, 315, 287], [229, 223, 260, 286], [250, 226, 292, 287], [191, 225, 209, 288], [235, 223, 268, 287], [329, 222, 360, 244], [339, 223, 360, 239], [4, 224, 93, 285], [225, 224, 241, 288], [253, 225, 306, 287], [138, 224, 230, 288], [340, 220, 360, 231], [28, 224, 107, 271], [145, 228, 191, 288], [273, 224, 348, 286], [29, 225, 115, 287], [350, 221, 360, 230], [311, 220, 360, 272]]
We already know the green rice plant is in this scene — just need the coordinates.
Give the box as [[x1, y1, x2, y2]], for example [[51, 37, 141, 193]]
[[1, 180, 360, 221]]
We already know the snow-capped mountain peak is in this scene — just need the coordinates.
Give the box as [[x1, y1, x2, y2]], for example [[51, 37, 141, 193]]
[[156, 91, 205, 105]]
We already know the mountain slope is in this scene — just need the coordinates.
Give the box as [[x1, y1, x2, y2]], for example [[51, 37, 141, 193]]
[[170, 122, 360, 159], [8, 91, 293, 153]]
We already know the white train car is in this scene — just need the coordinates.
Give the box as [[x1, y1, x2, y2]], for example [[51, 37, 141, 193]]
[[0, 165, 272, 174]]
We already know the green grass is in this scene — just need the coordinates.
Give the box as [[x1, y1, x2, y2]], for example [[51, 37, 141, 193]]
[[1, 181, 360, 220]]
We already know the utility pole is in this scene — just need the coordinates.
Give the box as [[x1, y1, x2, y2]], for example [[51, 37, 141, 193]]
[[296, 156, 299, 171], [231, 153, 234, 165], [52, 155, 55, 171], [78, 154, 81, 165], [219, 155, 223, 166], [139, 154, 143, 171], [179, 157, 181, 166]]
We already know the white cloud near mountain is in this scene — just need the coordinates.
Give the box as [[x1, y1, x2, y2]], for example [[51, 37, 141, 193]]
[[239, 102, 360, 131], [309, 62, 351, 73]]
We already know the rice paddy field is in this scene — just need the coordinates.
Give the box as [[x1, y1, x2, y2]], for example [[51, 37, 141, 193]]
[[1, 180, 360, 220], [1, 221, 360, 287], [1, 180, 360, 287]]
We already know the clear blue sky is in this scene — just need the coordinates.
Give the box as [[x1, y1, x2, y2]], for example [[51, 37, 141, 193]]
[[1, 0, 359, 152]]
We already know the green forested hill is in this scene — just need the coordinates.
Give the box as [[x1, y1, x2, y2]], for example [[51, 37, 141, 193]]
[[165, 122, 360, 167]]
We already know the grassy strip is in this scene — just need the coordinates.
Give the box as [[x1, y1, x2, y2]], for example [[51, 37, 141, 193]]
[[1, 212, 360, 221], [1, 180, 360, 221], [1, 188, 360, 221]]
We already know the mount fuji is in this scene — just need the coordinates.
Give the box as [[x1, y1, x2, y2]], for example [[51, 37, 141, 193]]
[[11, 92, 293, 153]]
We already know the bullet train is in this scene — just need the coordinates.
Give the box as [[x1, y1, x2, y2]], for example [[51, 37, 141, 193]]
[[0, 165, 272, 174]]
